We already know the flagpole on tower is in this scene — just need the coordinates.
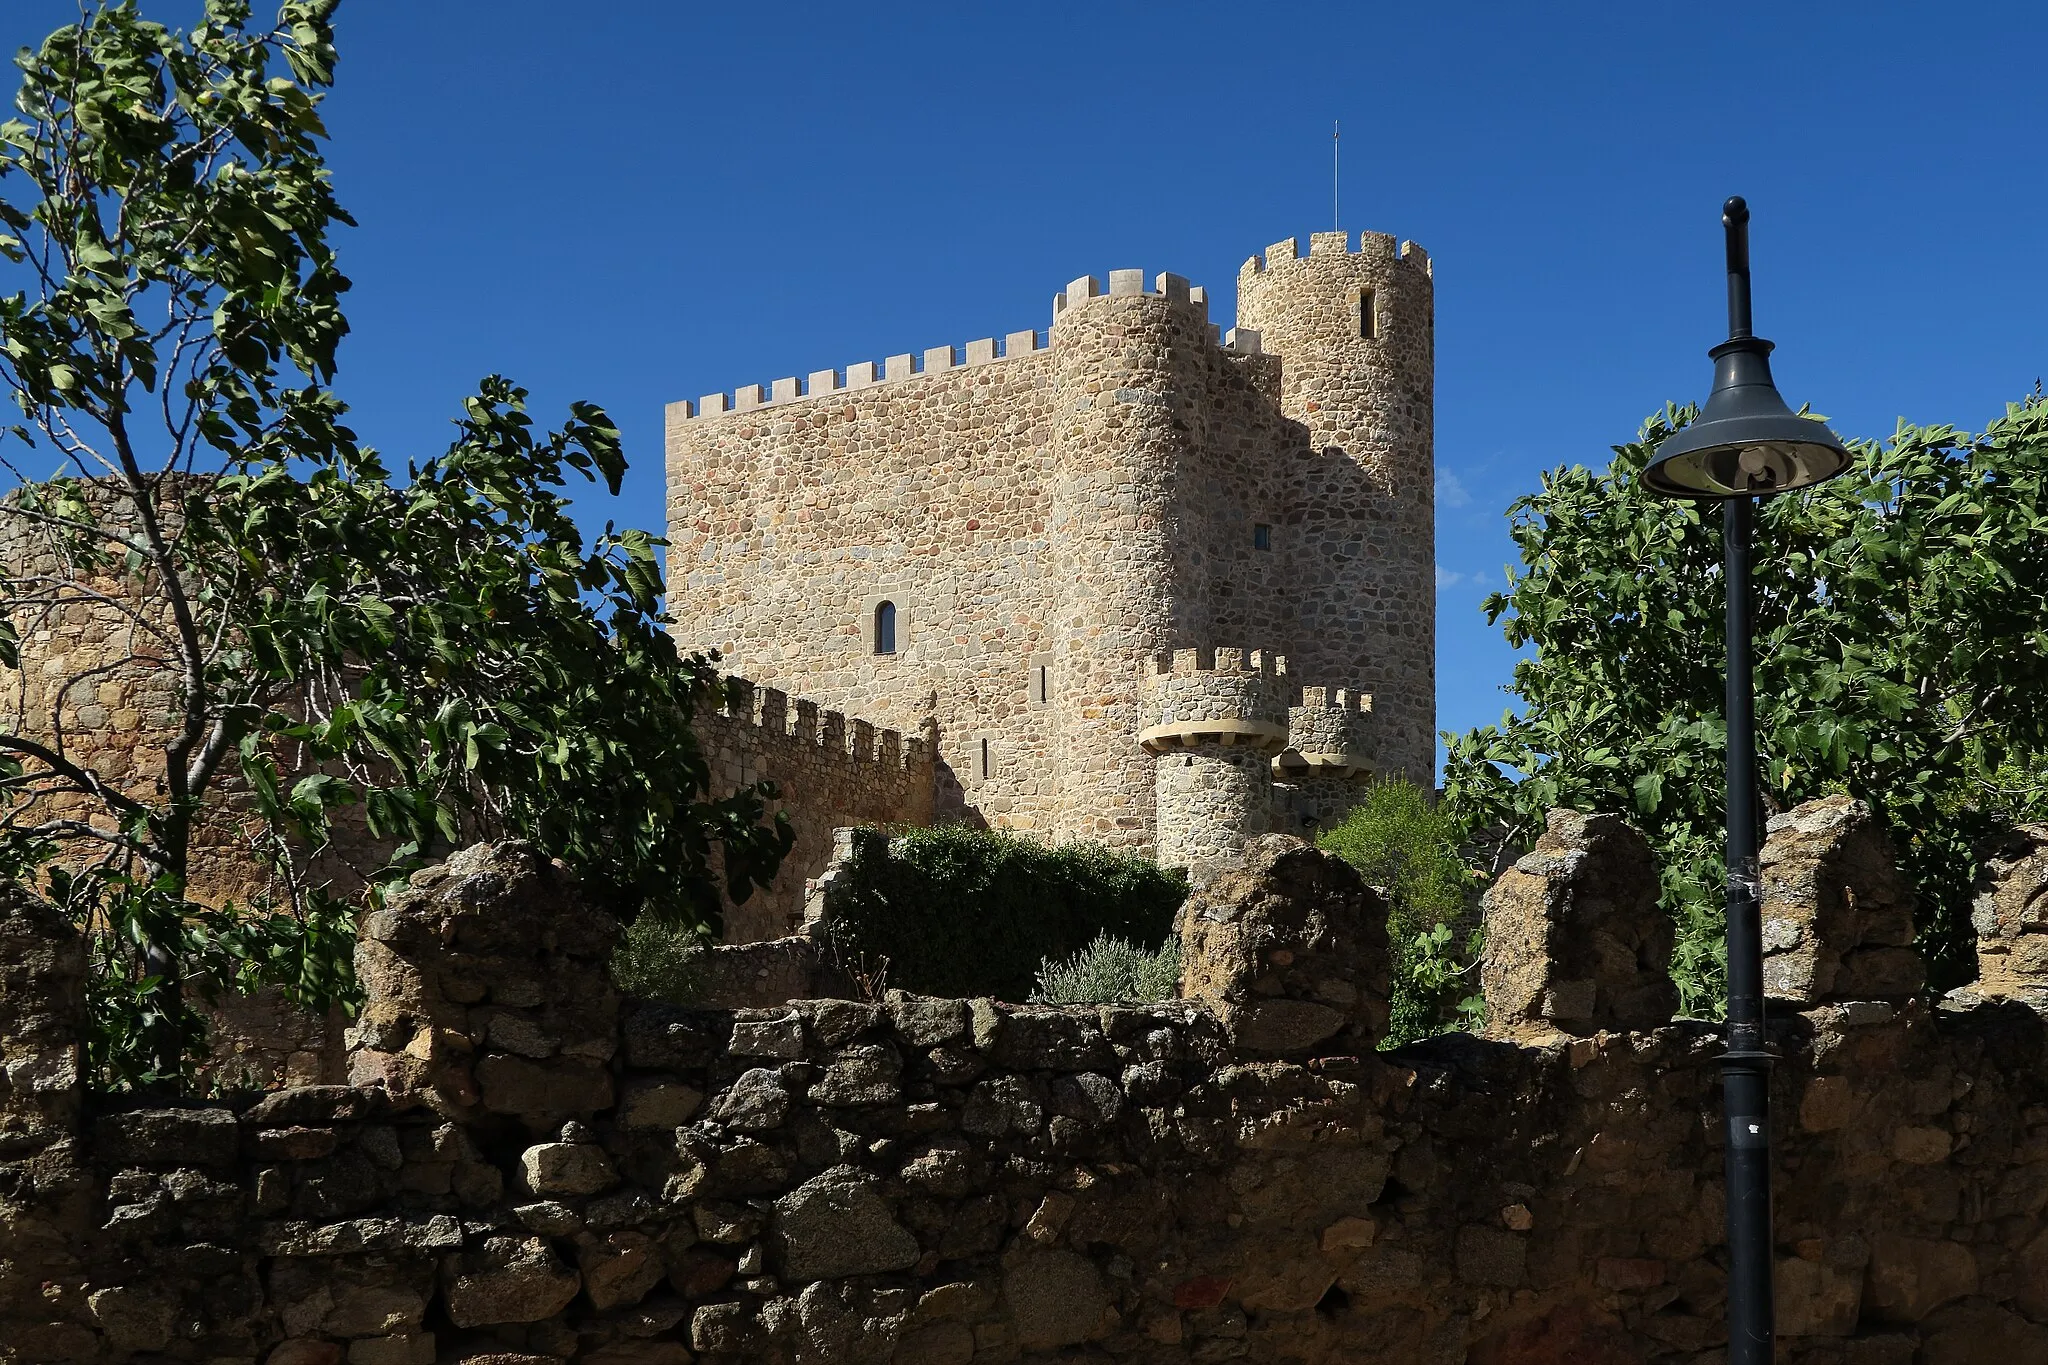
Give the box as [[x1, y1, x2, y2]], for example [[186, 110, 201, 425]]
[[1333, 120, 1340, 229]]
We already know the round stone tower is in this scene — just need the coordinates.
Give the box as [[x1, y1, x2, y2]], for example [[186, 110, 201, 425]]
[[1277, 684, 1378, 835], [1235, 231, 1435, 786], [1046, 270, 1213, 848], [1140, 647, 1289, 883]]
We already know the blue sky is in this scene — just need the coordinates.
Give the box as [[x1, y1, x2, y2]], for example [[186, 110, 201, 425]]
[[6, 2, 2046, 773]]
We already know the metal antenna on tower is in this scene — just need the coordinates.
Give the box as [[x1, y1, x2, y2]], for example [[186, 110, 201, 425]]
[[1332, 120, 1340, 229]]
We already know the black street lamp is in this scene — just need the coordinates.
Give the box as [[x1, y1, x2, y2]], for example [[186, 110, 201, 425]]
[[1643, 198, 1852, 1364]]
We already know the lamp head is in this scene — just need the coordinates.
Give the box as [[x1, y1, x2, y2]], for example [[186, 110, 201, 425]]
[[1643, 196, 1852, 501], [1643, 337, 1851, 499]]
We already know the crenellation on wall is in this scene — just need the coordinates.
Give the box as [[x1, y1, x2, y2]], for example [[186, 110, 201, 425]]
[[679, 328, 1059, 425], [1142, 647, 1295, 882], [1244, 230, 1435, 277], [1286, 685, 1373, 752], [693, 673, 934, 941]]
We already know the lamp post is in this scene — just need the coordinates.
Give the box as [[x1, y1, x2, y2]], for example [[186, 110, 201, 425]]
[[1643, 198, 1852, 1364]]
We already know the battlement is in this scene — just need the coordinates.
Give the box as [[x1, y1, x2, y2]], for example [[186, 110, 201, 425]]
[[672, 328, 1052, 423], [1285, 683, 1377, 776], [1241, 230, 1432, 278], [673, 268, 1251, 426], [1050, 269, 1213, 322], [1294, 684, 1371, 713], [712, 675, 928, 773], [1139, 647, 1292, 755], [1148, 645, 1289, 679]]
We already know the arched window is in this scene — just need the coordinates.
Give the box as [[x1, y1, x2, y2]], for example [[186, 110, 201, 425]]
[[873, 600, 897, 655]]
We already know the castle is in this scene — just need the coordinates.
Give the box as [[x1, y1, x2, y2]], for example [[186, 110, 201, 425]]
[[0, 230, 1438, 946], [666, 230, 1436, 934]]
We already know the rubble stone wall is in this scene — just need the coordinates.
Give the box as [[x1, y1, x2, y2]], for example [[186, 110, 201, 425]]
[[9, 820, 2048, 1364]]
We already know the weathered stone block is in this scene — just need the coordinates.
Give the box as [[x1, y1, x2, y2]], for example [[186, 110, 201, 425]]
[[769, 1165, 920, 1281], [442, 1235, 581, 1328], [0, 881, 84, 1158], [519, 1141, 616, 1196], [1971, 824, 2048, 1008], [706, 1066, 790, 1131], [1001, 1249, 1111, 1350], [475, 1055, 613, 1121], [578, 1231, 664, 1311], [1761, 795, 1922, 1004], [1480, 810, 1674, 1035], [94, 1107, 239, 1168], [888, 994, 970, 1048], [1176, 835, 1389, 1055], [616, 1079, 702, 1129]]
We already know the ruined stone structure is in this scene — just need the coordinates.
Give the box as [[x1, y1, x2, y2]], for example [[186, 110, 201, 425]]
[[10, 806, 2048, 1363], [665, 232, 1436, 879]]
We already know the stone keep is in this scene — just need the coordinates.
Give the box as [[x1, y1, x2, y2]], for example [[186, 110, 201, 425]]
[[665, 232, 1434, 864]]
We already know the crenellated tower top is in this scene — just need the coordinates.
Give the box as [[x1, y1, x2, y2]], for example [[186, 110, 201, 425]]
[[1138, 648, 1292, 757]]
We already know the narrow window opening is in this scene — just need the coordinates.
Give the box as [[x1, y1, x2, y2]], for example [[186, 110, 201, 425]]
[[1253, 523, 1273, 551], [873, 600, 896, 655], [979, 738, 990, 779], [1035, 665, 1048, 704], [1356, 288, 1377, 340]]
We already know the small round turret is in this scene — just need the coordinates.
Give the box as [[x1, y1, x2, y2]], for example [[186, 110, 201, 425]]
[[1274, 685, 1379, 835], [1142, 647, 1289, 882]]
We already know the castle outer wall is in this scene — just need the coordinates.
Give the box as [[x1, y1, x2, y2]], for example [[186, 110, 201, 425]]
[[693, 677, 933, 942], [664, 231, 1434, 862]]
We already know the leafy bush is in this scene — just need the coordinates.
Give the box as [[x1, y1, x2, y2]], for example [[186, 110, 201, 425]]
[[1316, 780, 1483, 1045], [611, 914, 711, 1005], [1030, 933, 1181, 1004], [821, 826, 1188, 1001]]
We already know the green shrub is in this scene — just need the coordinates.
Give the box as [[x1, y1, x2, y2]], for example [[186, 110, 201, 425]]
[[1317, 779, 1484, 1045], [611, 914, 710, 1004], [821, 826, 1188, 1001], [1030, 933, 1181, 1004]]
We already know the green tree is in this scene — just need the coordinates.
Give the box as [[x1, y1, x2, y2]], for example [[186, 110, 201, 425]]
[[0, 2, 790, 1085], [1443, 397, 2048, 1008], [1316, 778, 1481, 1044]]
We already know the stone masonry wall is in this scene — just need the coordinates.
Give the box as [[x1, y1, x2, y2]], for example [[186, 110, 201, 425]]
[[693, 679, 935, 943], [12, 816, 2048, 1363], [664, 327, 1066, 840], [663, 230, 1432, 855]]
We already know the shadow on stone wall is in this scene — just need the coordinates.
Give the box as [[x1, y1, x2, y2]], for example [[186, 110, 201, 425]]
[[3, 801, 2048, 1362]]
